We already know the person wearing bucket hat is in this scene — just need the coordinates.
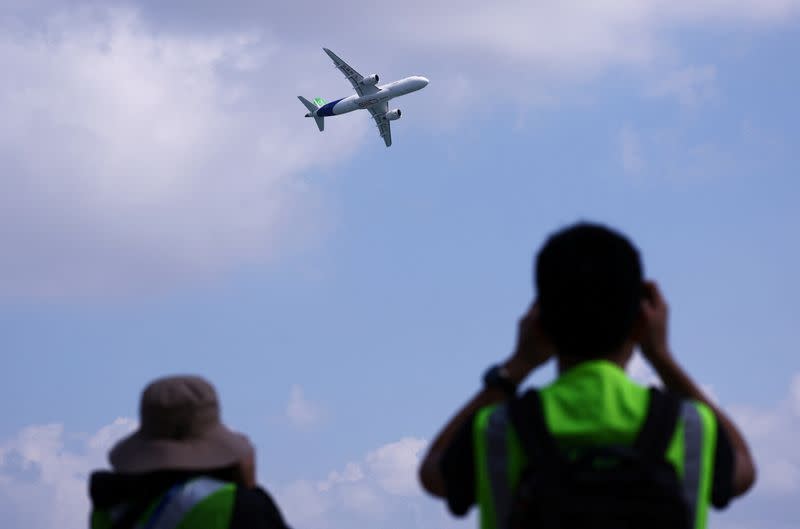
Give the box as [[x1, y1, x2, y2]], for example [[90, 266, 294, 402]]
[[88, 375, 291, 529]]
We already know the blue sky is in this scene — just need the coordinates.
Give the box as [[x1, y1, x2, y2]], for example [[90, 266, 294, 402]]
[[1, 2, 799, 528]]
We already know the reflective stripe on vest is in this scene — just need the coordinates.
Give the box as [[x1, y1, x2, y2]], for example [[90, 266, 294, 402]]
[[137, 478, 228, 529], [681, 401, 718, 529], [681, 401, 703, 528], [485, 405, 511, 529]]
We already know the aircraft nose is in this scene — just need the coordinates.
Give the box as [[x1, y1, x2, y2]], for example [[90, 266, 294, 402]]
[[418, 76, 430, 87]]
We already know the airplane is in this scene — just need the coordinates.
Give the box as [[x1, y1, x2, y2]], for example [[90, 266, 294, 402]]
[[298, 48, 429, 147]]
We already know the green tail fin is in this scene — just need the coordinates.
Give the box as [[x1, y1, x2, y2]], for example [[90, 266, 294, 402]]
[[313, 97, 326, 107]]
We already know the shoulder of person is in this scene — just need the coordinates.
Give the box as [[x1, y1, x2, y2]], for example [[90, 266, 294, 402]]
[[231, 485, 291, 529]]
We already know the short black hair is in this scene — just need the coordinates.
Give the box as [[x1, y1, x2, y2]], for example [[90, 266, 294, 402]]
[[535, 222, 643, 358]]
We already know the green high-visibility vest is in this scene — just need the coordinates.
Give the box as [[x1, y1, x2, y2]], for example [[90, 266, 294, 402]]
[[474, 360, 717, 529], [91, 477, 236, 529]]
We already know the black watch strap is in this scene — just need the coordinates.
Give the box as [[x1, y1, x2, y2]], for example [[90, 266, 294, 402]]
[[482, 365, 518, 396]]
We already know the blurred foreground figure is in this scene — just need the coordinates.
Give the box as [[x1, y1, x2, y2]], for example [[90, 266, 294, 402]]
[[419, 222, 756, 529], [89, 376, 291, 529]]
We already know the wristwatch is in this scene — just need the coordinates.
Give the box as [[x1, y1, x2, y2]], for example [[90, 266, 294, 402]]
[[482, 364, 518, 396]]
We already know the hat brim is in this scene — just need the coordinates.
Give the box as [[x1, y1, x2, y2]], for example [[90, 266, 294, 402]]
[[109, 423, 253, 474]]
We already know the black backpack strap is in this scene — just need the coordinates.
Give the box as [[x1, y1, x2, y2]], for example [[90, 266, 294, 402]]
[[634, 387, 682, 459], [507, 389, 560, 462]]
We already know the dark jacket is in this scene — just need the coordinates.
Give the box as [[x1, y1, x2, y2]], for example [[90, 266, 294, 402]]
[[89, 469, 291, 529]]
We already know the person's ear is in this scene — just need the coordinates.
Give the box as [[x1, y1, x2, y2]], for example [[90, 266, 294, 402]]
[[236, 449, 256, 488]]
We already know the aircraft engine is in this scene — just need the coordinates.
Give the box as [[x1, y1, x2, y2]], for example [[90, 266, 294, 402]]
[[361, 74, 379, 86], [385, 109, 402, 121]]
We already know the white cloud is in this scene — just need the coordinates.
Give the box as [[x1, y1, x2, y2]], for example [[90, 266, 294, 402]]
[[275, 436, 436, 528], [318, 461, 364, 491], [365, 437, 426, 496], [338, 482, 385, 517], [3, 2, 800, 299], [277, 478, 333, 528], [647, 65, 718, 106], [280, 0, 800, 80], [728, 395, 800, 496], [708, 376, 800, 528], [285, 384, 323, 429], [0, 417, 135, 529], [0, 6, 363, 299]]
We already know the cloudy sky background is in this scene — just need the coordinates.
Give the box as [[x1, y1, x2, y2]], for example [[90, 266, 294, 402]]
[[1, 1, 798, 528]]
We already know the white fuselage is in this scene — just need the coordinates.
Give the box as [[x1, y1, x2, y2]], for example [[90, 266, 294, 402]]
[[316, 76, 429, 117]]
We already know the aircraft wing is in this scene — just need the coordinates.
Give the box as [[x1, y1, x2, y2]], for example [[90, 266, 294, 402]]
[[368, 102, 392, 147], [323, 48, 379, 97]]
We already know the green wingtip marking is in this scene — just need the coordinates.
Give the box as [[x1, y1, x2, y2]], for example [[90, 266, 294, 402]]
[[314, 97, 326, 107]]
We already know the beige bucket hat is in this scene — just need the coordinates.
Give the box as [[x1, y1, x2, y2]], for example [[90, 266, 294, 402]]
[[110, 375, 253, 474]]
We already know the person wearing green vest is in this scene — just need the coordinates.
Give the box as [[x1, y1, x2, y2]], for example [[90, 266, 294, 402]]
[[419, 222, 756, 529], [88, 375, 292, 529]]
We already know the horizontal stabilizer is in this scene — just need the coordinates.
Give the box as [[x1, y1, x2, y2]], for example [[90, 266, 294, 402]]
[[298, 96, 318, 113], [298, 96, 325, 132]]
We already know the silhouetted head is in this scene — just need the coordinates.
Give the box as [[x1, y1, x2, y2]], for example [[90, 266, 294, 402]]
[[535, 222, 643, 359]]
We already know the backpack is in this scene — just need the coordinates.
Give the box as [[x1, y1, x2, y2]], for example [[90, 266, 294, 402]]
[[506, 388, 691, 529]]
